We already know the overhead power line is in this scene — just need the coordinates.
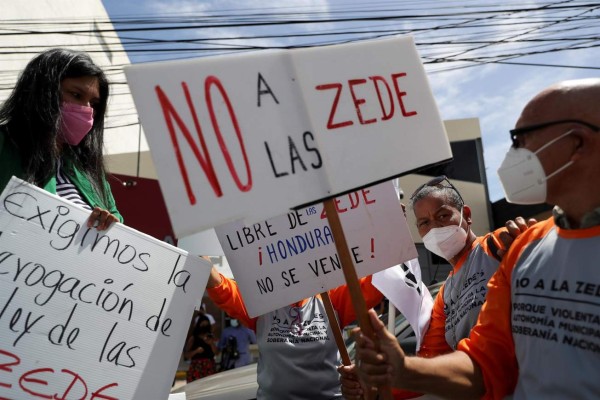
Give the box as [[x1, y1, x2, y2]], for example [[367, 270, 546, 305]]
[[1, 0, 599, 129]]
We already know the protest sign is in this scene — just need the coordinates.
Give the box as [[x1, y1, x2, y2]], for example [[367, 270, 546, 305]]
[[125, 35, 451, 237], [0, 177, 210, 400], [213, 181, 417, 317], [178, 228, 224, 256], [372, 259, 434, 351]]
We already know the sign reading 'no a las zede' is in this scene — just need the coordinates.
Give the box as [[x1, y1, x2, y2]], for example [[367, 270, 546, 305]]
[[0, 177, 210, 400], [125, 35, 451, 237]]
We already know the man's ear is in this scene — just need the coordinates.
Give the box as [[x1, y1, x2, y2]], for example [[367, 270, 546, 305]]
[[463, 205, 472, 225], [569, 129, 587, 162]]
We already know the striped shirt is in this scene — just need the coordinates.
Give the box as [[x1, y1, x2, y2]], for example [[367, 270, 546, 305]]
[[56, 161, 92, 210]]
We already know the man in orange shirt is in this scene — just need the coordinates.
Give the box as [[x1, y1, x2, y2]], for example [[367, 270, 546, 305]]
[[340, 177, 531, 399], [354, 78, 600, 399]]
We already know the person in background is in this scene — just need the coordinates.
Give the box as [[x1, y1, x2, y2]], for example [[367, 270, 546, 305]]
[[218, 317, 257, 371], [340, 177, 533, 399], [0, 48, 121, 229], [354, 78, 600, 399], [184, 314, 218, 383], [409, 177, 534, 356], [201, 302, 216, 327], [191, 308, 212, 336], [206, 265, 382, 400]]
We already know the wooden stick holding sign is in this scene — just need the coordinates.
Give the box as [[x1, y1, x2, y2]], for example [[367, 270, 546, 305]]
[[321, 292, 351, 365], [324, 199, 393, 400], [321, 292, 378, 400]]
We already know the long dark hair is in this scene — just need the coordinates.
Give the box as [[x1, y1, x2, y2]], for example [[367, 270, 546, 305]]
[[0, 48, 110, 204]]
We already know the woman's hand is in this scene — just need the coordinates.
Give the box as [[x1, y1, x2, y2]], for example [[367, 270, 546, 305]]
[[87, 207, 119, 230], [193, 347, 205, 357], [338, 364, 364, 400]]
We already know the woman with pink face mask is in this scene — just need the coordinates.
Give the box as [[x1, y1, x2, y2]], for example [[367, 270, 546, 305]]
[[0, 48, 121, 229]]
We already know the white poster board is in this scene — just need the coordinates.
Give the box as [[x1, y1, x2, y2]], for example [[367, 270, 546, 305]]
[[0, 177, 210, 400], [125, 35, 451, 237], [214, 182, 417, 317], [178, 228, 224, 256]]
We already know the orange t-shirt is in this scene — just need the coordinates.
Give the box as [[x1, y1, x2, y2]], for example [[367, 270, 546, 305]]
[[459, 217, 600, 399], [394, 229, 505, 399]]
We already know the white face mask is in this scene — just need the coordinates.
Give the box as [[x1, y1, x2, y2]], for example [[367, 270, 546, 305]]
[[497, 129, 574, 204], [422, 207, 468, 260], [230, 319, 239, 328]]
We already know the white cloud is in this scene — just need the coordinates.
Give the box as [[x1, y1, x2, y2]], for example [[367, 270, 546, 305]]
[[142, 0, 335, 50]]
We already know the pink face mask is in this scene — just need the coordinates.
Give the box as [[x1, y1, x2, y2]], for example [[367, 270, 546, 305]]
[[59, 102, 94, 145]]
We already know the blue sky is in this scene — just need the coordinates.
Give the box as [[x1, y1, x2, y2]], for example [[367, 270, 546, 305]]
[[102, 0, 600, 202]]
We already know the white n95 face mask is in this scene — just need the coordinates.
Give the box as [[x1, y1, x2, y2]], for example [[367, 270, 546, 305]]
[[422, 208, 468, 260], [497, 129, 574, 204]]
